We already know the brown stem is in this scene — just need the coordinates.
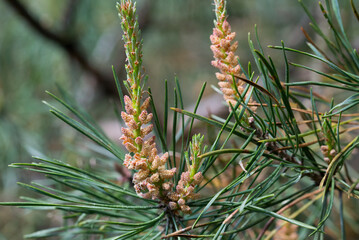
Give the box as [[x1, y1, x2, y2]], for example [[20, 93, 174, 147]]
[[301, 27, 333, 63], [61, 0, 80, 32], [162, 221, 220, 239]]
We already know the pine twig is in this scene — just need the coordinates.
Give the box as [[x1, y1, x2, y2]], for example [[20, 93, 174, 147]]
[[3, 0, 117, 95]]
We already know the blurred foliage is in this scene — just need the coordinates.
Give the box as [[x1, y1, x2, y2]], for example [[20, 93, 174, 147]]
[[0, 0, 358, 239]]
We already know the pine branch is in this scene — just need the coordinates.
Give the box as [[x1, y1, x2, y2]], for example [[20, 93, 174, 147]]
[[3, 0, 117, 95]]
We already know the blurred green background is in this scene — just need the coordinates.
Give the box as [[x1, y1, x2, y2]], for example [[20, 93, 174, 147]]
[[0, 0, 358, 239]]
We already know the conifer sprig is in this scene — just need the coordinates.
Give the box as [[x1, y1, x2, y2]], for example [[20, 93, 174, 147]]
[[0, 0, 358, 239], [168, 134, 206, 214], [117, 0, 176, 201], [210, 0, 256, 111], [117, 1, 206, 215]]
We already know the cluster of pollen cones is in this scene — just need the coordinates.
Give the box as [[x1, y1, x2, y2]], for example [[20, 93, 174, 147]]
[[210, 2, 256, 112]]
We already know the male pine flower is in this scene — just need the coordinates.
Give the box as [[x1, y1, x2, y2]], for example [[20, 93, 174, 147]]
[[320, 120, 337, 163], [117, 0, 176, 200], [210, 0, 256, 111], [168, 134, 206, 214]]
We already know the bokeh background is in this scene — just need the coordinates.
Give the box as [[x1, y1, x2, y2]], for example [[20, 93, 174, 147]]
[[0, 0, 358, 239]]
